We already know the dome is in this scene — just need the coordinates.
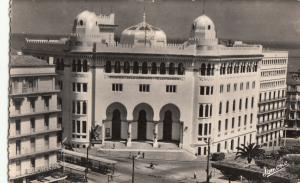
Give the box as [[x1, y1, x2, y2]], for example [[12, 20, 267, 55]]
[[74, 10, 99, 34], [120, 13, 167, 47], [188, 14, 218, 46]]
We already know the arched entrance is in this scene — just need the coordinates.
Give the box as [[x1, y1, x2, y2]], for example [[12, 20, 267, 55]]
[[137, 110, 147, 140], [159, 103, 181, 142], [163, 110, 173, 141], [111, 109, 121, 140], [105, 102, 127, 140]]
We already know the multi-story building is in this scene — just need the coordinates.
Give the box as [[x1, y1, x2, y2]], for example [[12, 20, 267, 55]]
[[21, 10, 288, 156], [8, 55, 63, 183], [256, 51, 288, 148], [286, 70, 300, 140]]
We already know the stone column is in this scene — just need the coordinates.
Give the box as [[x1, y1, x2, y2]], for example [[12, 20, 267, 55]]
[[102, 123, 105, 145], [153, 122, 158, 148], [127, 122, 132, 147], [179, 122, 183, 148]]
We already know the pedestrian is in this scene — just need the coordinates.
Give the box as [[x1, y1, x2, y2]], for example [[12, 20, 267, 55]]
[[142, 152, 145, 159]]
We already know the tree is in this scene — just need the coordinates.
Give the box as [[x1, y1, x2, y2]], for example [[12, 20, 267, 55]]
[[235, 143, 265, 164]]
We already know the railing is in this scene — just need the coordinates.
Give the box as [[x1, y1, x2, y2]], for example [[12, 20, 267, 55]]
[[10, 163, 61, 179], [9, 127, 62, 139]]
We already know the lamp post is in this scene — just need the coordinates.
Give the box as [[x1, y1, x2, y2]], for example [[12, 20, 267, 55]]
[[205, 138, 212, 183], [284, 124, 288, 147], [132, 154, 141, 183]]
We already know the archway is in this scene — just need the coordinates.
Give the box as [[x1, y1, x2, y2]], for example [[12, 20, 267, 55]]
[[105, 102, 127, 140], [112, 110, 121, 140], [159, 103, 181, 142], [137, 110, 147, 140], [163, 110, 173, 140]]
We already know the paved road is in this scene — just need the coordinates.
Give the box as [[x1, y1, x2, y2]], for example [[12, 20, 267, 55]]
[[86, 157, 208, 183]]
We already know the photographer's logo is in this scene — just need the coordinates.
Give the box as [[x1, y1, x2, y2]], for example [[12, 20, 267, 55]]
[[262, 161, 288, 177]]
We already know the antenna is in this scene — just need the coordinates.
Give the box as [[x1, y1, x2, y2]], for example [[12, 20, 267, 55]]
[[143, 6, 147, 46], [202, 0, 206, 15]]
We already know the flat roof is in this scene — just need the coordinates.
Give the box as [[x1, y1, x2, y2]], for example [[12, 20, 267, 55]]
[[10, 55, 52, 67]]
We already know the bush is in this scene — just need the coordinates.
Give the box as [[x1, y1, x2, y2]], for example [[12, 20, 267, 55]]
[[211, 152, 225, 161], [255, 159, 277, 169]]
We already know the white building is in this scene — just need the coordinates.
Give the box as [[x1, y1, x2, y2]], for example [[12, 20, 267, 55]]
[[8, 55, 63, 183], [21, 10, 288, 156]]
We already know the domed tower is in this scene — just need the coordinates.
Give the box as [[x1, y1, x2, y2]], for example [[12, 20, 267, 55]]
[[72, 10, 116, 46], [120, 12, 167, 47], [187, 14, 218, 46]]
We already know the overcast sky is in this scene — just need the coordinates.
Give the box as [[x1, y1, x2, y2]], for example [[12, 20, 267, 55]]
[[10, 0, 300, 43]]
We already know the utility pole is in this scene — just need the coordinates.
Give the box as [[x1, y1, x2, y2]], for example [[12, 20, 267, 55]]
[[132, 156, 135, 183], [206, 138, 211, 183]]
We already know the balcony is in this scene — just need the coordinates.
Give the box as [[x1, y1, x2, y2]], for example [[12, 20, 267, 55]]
[[257, 116, 285, 126], [10, 87, 60, 97], [10, 163, 61, 180], [9, 107, 61, 118], [259, 97, 286, 104], [9, 147, 61, 161], [257, 127, 283, 136], [9, 127, 62, 140], [258, 107, 286, 114]]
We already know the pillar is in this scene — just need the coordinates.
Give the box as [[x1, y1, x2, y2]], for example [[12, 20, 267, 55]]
[[102, 123, 105, 145], [127, 122, 132, 147], [179, 122, 183, 148], [153, 122, 158, 148]]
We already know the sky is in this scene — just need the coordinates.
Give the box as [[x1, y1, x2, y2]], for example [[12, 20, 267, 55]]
[[10, 0, 300, 43]]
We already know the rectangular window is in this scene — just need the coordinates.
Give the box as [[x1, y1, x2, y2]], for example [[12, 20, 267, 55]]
[[200, 86, 205, 95], [220, 85, 224, 93], [29, 99, 35, 111], [72, 101, 75, 114], [77, 101, 81, 114], [44, 135, 49, 147], [83, 83, 87, 92], [198, 124, 203, 136], [30, 118, 35, 131], [16, 119, 20, 134], [72, 83, 76, 92], [112, 83, 123, 92], [139, 84, 150, 92], [244, 115, 247, 126], [44, 115, 49, 129], [225, 119, 228, 131], [240, 83, 244, 91], [238, 116, 241, 127], [77, 83, 81, 92], [250, 113, 253, 124], [234, 83, 237, 91], [44, 97, 49, 109], [166, 85, 177, 93], [204, 124, 208, 135], [218, 120, 221, 132], [16, 140, 21, 154], [227, 84, 230, 92], [82, 121, 86, 133], [31, 158, 35, 168], [252, 81, 255, 89], [232, 118, 235, 129], [246, 82, 250, 90], [72, 120, 75, 133], [77, 120, 80, 133]]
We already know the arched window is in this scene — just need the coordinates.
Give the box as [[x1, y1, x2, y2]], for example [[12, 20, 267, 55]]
[[233, 100, 236, 112], [133, 61, 139, 74], [178, 63, 184, 75], [72, 59, 76, 72], [200, 63, 206, 76], [114, 61, 121, 73], [219, 102, 222, 114], [151, 62, 157, 74], [205, 105, 209, 117], [142, 62, 148, 74], [169, 63, 175, 75], [199, 105, 203, 117], [82, 101, 87, 114], [124, 62, 130, 73], [226, 101, 229, 113], [160, 63, 166, 74], [77, 60, 82, 72], [105, 61, 111, 73], [207, 64, 211, 76], [83, 60, 88, 72]]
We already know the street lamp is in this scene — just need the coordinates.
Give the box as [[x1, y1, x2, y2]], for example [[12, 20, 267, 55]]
[[132, 154, 141, 183], [284, 124, 288, 147], [205, 138, 212, 183]]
